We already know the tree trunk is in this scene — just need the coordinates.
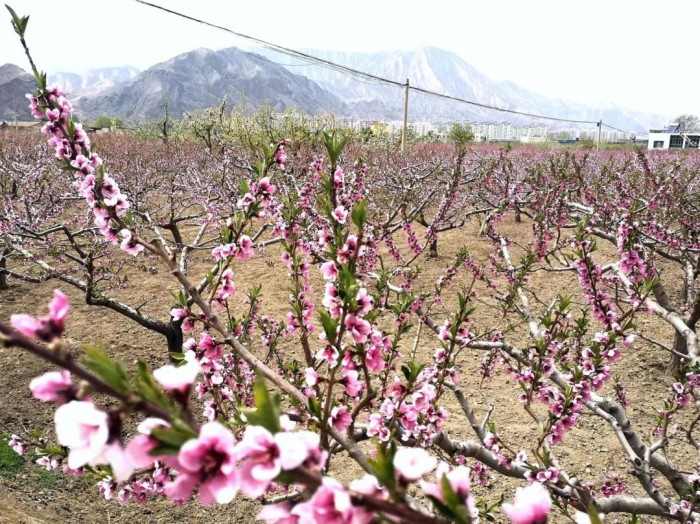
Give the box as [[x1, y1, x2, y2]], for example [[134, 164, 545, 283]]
[[0, 249, 8, 290], [669, 331, 689, 373], [514, 207, 522, 223], [428, 239, 438, 258], [165, 318, 184, 362]]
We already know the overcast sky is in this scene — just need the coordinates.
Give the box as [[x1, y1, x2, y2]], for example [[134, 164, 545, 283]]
[[2, 0, 698, 120]]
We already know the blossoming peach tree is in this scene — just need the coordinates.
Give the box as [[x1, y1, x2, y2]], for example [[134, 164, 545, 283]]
[[3, 7, 700, 524]]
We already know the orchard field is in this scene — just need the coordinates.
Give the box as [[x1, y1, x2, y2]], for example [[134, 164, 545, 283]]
[[1, 23, 700, 522]]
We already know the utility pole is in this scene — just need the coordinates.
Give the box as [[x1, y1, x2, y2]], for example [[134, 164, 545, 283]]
[[401, 78, 409, 154], [596, 120, 602, 150]]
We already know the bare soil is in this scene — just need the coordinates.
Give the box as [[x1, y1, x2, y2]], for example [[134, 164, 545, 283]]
[[0, 219, 685, 523]]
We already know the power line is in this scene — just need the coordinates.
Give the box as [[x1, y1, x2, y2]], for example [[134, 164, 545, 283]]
[[134, 0, 405, 88], [134, 0, 610, 127], [602, 122, 638, 136], [252, 53, 396, 90], [410, 87, 598, 124]]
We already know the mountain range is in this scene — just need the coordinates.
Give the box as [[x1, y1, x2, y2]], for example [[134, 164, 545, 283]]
[[0, 64, 36, 121], [1, 46, 663, 131]]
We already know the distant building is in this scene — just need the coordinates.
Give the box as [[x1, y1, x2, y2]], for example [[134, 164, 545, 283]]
[[648, 124, 700, 150], [0, 121, 41, 132], [369, 121, 389, 134]]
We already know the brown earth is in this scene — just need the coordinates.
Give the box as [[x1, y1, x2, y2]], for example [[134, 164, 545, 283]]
[[0, 218, 687, 523]]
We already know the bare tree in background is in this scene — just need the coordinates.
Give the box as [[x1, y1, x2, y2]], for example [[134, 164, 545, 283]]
[[675, 114, 700, 132]]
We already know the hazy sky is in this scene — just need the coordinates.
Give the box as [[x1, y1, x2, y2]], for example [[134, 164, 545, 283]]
[[2, 0, 698, 120]]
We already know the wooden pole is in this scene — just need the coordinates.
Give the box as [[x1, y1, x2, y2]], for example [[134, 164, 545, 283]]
[[401, 78, 409, 154]]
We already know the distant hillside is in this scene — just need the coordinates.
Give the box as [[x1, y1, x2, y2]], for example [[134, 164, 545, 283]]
[[260, 46, 663, 131], [0, 64, 35, 121], [49, 67, 141, 97], [73, 48, 345, 120], [1, 46, 666, 131]]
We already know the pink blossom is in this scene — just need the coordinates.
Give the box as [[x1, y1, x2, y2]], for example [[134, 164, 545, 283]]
[[54, 401, 129, 478], [153, 358, 200, 393], [10, 289, 70, 342], [421, 462, 473, 505], [365, 346, 386, 373], [366, 413, 390, 442], [99, 175, 120, 200], [26, 94, 42, 118], [330, 406, 352, 432], [349, 474, 387, 498], [292, 477, 371, 524], [502, 482, 551, 524], [320, 261, 339, 280], [120, 229, 144, 256], [258, 503, 298, 524], [36, 456, 59, 470], [212, 243, 235, 260], [171, 307, 189, 321], [333, 167, 345, 187], [8, 434, 25, 455], [237, 192, 256, 210], [393, 447, 437, 481], [322, 284, 342, 318], [316, 345, 339, 367], [126, 418, 170, 468], [29, 370, 73, 404], [344, 314, 371, 344], [340, 369, 362, 397], [412, 384, 436, 410], [105, 193, 130, 216], [219, 268, 235, 299], [257, 177, 276, 196], [274, 147, 287, 168], [536, 467, 559, 485], [332, 206, 348, 224], [355, 288, 372, 315], [62, 464, 85, 476], [98, 477, 116, 500], [235, 426, 309, 498], [165, 422, 238, 505], [46, 108, 60, 121], [305, 368, 320, 387], [236, 235, 254, 260]]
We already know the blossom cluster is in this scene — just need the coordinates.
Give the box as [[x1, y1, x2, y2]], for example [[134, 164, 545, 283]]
[[27, 87, 138, 255]]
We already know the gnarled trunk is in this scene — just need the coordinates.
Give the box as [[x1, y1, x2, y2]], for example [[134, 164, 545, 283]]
[[0, 249, 8, 290], [166, 318, 184, 361], [428, 239, 438, 258], [669, 331, 688, 373]]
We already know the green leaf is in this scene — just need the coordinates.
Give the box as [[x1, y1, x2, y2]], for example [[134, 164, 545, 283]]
[[148, 443, 181, 456], [323, 131, 348, 165], [368, 442, 396, 492], [220, 222, 233, 244], [81, 346, 130, 395], [6, 5, 29, 37], [151, 427, 193, 448], [122, 209, 135, 227], [319, 311, 339, 344], [401, 361, 425, 385], [438, 473, 472, 523], [307, 397, 322, 419], [351, 200, 367, 230], [133, 360, 177, 413], [440, 473, 462, 508], [586, 505, 604, 524], [243, 378, 281, 434]]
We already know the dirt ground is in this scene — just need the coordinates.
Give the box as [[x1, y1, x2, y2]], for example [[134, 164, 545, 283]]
[[0, 218, 688, 523]]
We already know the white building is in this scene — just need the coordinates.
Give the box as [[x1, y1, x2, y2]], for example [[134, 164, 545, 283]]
[[648, 124, 700, 150]]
